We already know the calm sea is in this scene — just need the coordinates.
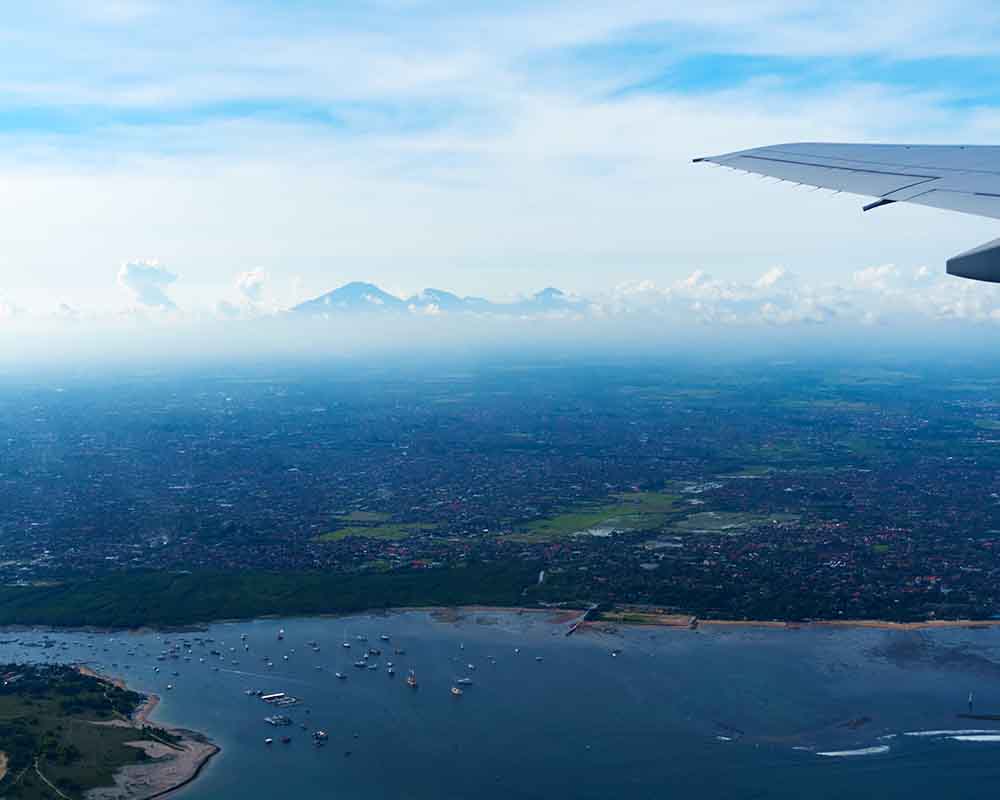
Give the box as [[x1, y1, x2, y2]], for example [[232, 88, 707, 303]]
[[3, 610, 1000, 799]]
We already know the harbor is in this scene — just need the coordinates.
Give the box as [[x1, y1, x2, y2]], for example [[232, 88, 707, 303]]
[[3, 609, 1000, 799]]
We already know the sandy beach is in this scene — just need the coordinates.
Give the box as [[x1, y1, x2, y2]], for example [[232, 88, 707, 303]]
[[75, 667, 218, 800], [581, 607, 1000, 632]]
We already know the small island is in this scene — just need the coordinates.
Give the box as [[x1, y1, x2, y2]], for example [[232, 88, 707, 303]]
[[0, 664, 216, 800]]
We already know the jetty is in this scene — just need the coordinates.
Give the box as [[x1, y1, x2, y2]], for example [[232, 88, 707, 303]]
[[565, 604, 600, 637]]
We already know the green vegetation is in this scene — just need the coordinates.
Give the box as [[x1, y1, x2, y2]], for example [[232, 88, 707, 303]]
[[317, 522, 437, 542], [334, 511, 391, 523], [0, 564, 541, 629], [0, 664, 166, 799], [509, 492, 681, 542]]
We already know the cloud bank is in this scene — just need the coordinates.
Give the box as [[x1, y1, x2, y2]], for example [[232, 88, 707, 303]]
[[117, 260, 177, 309]]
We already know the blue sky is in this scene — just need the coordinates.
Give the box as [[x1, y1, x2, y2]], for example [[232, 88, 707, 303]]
[[4, 0, 1000, 318]]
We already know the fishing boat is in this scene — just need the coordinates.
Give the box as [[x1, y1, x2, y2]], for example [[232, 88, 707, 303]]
[[406, 670, 418, 688]]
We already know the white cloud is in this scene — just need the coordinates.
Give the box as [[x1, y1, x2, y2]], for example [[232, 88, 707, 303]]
[[117, 260, 177, 308], [236, 269, 267, 303]]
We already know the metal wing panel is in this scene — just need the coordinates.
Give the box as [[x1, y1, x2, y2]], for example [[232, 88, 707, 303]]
[[714, 152, 938, 197], [904, 189, 1000, 220], [697, 143, 1000, 218]]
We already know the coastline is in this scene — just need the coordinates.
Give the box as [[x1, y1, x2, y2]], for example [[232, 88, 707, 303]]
[[75, 666, 219, 800], [3, 603, 999, 637], [587, 608, 1000, 632]]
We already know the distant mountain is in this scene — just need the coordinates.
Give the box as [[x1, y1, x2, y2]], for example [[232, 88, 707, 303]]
[[518, 287, 582, 312], [291, 282, 584, 317], [292, 282, 407, 315], [407, 288, 496, 313]]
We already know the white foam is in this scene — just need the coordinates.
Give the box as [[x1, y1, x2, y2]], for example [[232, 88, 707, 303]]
[[950, 734, 1000, 742], [816, 745, 890, 757], [903, 729, 998, 738]]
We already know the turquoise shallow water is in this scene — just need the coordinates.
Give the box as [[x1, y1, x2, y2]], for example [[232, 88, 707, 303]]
[[4, 611, 1000, 799]]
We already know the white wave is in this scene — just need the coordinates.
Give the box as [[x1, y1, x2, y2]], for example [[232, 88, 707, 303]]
[[903, 729, 999, 738], [877, 734, 897, 741], [816, 745, 890, 757], [950, 734, 1000, 742]]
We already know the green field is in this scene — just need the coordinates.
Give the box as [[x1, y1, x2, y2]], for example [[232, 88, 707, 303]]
[[0, 665, 173, 799], [508, 492, 682, 542], [317, 522, 437, 542], [337, 511, 391, 523]]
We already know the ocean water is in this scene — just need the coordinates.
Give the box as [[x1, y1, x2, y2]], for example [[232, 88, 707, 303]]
[[3, 611, 1000, 799]]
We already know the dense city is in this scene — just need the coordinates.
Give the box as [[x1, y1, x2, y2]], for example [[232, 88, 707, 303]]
[[3, 357, 1000, 623]]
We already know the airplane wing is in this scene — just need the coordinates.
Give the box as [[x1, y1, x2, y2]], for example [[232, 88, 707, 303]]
[[694, 143, 1000, 282]]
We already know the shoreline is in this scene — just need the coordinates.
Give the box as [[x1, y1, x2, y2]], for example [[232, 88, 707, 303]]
[[75, 666, 219, 800], [3, 604, 1000, 637], [589, 609, 1000, 632]]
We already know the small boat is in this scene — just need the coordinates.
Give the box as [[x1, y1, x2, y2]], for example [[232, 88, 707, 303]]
[[354, 661, 367, 668], [277, 629, 285, 640], [514, 648, 520, 654], [281, 736, 292, 744], [166, 684, 174, 690], [343, 642, 351, 648], [451, 686, 463, 696], [380, 634, 390, 641], [265, 738, 273, 745], [406, 670, 418, 688], [535, 656, 543, 663], [456, 677, 472, 685], [387, 667, 395, 676], [335, 672, 347, 680], [467, 664, 475, 671]]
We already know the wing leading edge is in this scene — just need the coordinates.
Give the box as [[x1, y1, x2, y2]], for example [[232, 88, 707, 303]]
[[695, 143, 1000, 282]]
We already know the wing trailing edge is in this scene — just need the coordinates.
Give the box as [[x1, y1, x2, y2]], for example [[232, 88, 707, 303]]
[[696, 142, 1000, 283]]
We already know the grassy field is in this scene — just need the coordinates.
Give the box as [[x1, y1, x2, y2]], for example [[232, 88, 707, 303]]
[[508, 492, 682, 542], [0, 665, 169, 799], [334, 511, 391, 523], [317, 522, 437, 542]]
